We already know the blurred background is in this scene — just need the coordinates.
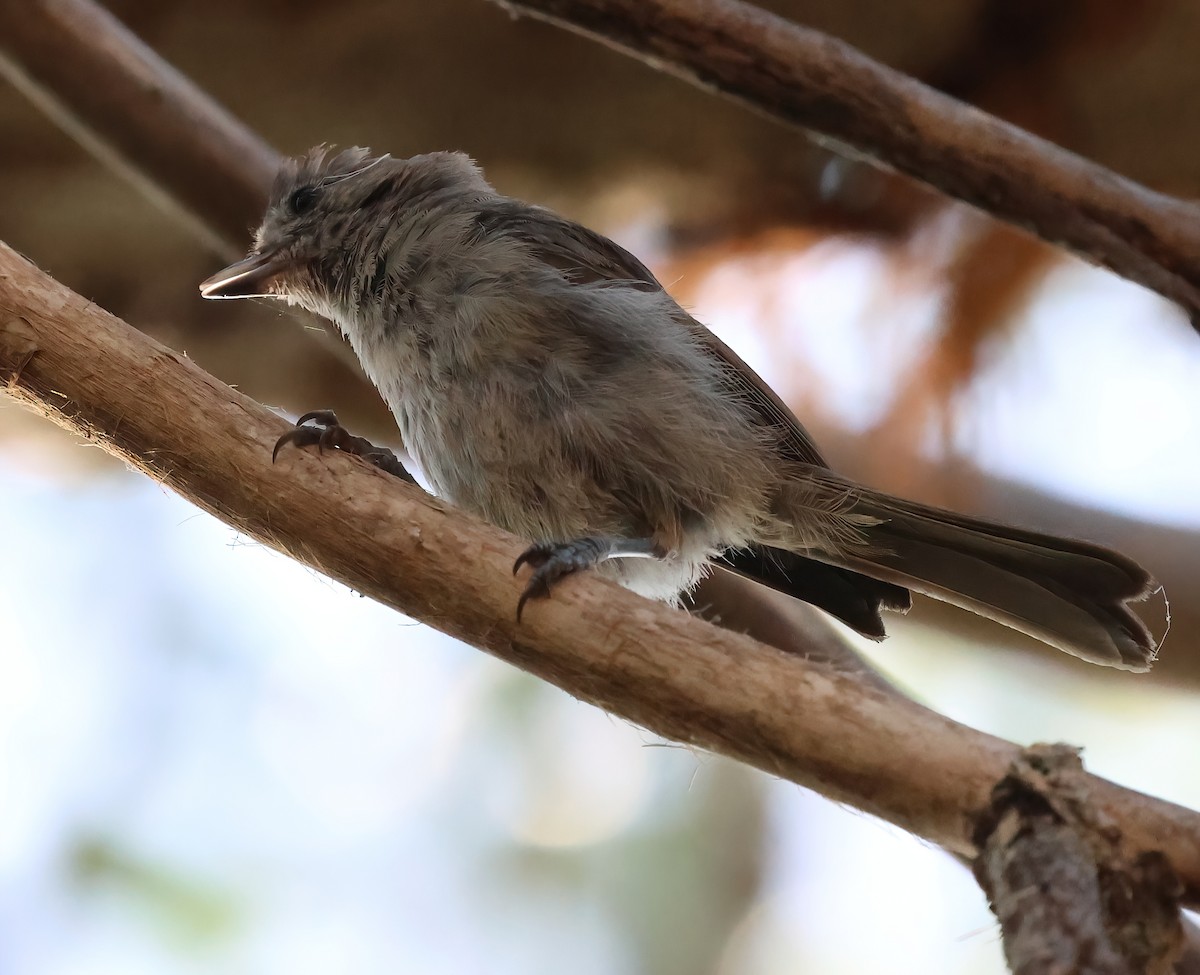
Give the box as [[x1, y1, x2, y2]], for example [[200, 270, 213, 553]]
[[2, 0, 1200, 972]]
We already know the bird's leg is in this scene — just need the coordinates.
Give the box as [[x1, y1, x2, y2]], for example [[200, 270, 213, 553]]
[[272, 409, 416, 484], [513, 535, 662, 620]]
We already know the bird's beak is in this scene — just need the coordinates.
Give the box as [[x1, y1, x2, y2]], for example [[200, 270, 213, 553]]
[[199, 248, 291, 299]]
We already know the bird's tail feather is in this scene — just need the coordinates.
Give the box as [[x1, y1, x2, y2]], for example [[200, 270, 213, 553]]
[[787, 473, 1159, 670]]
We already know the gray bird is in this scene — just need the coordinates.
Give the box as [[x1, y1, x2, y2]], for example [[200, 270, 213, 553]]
[[200, 147, 1159, 670]]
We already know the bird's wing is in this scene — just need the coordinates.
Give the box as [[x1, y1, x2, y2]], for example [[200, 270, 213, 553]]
[[474, 200, 829, 469], [475, 200, 911, 638]]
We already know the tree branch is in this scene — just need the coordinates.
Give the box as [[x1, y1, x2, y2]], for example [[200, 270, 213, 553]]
[[0, 0, 277, 257], [2, 240, 1199, 913], [974, 745, 1184, 974], [492, 0, 1200, 322]]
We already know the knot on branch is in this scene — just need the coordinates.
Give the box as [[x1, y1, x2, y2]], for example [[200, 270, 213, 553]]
[[972, 743, 1183, 975], [1, 314, 40, 387]]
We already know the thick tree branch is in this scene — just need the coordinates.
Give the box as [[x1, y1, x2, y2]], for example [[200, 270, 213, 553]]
[[2, 241, 1199, 912], [493, 0, 1200, 322], [684, 571, 898, 693]]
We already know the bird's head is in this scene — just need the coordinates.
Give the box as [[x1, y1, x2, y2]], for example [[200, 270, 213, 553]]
[[199, 146, 489, 319]]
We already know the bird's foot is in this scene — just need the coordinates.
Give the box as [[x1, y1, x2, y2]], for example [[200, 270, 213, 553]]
[[512, 535, 659, 621], [272, 409, 415, 483]]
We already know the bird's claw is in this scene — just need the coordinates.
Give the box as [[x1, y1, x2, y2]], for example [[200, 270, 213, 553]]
[[512, 537, 612, 622], [272, 409, 415, 482], [511, 543, 556, 576]]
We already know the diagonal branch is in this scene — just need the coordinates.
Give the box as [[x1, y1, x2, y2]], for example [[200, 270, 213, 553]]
[[2, 240, 1200, 912], [0, 0, 276, 256], [492, 0, 1200, 323]]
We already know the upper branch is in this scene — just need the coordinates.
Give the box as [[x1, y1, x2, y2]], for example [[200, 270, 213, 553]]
[[493, 0, 1200, 322], [0, 0, 277, 256]]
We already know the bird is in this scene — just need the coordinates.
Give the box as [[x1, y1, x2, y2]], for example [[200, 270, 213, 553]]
[[200, 146, 1159, 671]]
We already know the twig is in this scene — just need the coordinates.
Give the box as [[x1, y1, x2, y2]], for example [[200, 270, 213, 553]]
[[2, 240, 1199, 912], [493, 0, 1200, 323]]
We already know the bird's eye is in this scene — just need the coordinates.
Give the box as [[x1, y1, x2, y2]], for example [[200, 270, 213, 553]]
[[288, 186, 319, 215]]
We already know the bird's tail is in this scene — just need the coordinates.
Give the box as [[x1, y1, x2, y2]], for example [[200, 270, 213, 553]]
[[779, 472, 1160, 670]]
